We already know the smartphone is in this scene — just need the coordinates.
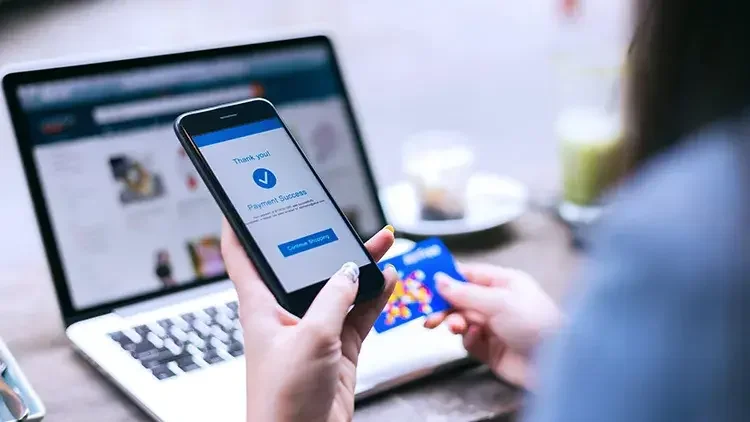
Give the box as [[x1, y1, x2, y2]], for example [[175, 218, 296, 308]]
[[174, 98, 384, 317]]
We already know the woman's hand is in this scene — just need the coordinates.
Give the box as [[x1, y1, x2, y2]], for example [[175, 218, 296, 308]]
[[221, 220, 397, 422], [424, 264, 562, 388]]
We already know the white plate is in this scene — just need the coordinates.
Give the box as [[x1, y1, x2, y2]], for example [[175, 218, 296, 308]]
[[380, 173, 529, 237]]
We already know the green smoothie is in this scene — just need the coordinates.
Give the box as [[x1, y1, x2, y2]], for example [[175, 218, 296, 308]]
[[557, 108, 624, 206]]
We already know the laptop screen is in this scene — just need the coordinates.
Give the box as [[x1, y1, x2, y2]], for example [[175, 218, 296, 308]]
[[6, 40, 384, 311]]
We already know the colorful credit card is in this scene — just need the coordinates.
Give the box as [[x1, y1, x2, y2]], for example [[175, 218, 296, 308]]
[[374, 237, 465, 333]]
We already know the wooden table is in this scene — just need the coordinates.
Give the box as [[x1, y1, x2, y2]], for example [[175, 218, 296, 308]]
[[0, 1, 601, 420]]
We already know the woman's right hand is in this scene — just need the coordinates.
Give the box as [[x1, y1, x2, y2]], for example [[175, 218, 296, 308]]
[[424, 264, 562, 388]]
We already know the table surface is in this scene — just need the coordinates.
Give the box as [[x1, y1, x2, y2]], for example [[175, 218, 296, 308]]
[[0, 1, 622, 420]]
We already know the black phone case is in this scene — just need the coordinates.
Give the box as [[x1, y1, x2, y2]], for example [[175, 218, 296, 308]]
[[173, 98, 382, 317]]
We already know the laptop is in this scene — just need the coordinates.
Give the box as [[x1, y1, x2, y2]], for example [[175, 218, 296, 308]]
[[1, 35, 468, 421]]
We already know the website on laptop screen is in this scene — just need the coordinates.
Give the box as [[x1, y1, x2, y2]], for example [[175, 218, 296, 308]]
[[13, 45, 382, 310]]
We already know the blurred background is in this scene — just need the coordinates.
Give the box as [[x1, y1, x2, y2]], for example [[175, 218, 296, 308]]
[[0, 0, 628, 274]]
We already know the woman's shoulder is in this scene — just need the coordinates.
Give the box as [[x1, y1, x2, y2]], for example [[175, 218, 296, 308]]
[[592, 117, 750, 282], [618, 117, 748, 217]]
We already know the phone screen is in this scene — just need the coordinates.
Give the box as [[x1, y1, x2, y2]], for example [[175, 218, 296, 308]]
[[194, 117, 369, 293]]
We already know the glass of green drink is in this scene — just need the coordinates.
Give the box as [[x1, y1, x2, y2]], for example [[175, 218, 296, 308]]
[[555, 52, 625, 225]]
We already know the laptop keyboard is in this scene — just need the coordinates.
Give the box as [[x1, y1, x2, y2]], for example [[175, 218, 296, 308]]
[[108, 301, 243, 380]]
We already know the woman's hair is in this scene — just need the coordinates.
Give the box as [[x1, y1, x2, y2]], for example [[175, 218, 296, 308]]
[[626, 0, 750, 169]]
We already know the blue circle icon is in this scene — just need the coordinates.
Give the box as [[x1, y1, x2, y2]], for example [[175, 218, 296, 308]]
[[252, 168, 277, 189]]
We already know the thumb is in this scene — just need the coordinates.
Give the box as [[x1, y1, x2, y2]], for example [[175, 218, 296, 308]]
[[435, 272, 506, 316], [302, 262, 360, 338]]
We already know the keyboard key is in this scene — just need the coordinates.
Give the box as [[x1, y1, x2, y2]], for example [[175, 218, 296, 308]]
[[151, 365, 176, 380], [171, 317, 190, 331], [122, 328, 142, 344], [130, 341, 156, 357], [180, 313, 196, 323], [205, 306, 218, 318], [210, 326, 229, 343], [194, 320, 211, 337], [217, 348, 234, 361], [110, 331, 135, 349], [109, 331, 125, 342], [194, 356, 209, 368], [210, 336, 228, 351], [186, 344, 202, 357], [203, 350, 224, 365], [176, 356, 201, 372], [157, 319, 173, 330], [194, 310, 211, 323], [146, 332, 164, 349], [227, 301, 239, 312], [216, 314, 233, 331], [169, 337, 186, 351], [187, 332, 206, 349], [217, 303, 233, 316], [147, 322, 167, 338], [164, 338, 182, 355], [228, 341, 244, 357], [170, 327, 188, 342], [134, 325, 150, 338], [167, 361, 182, 375]]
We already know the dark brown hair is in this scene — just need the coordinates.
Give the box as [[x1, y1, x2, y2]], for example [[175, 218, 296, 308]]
[[626, 0, 750, 169]]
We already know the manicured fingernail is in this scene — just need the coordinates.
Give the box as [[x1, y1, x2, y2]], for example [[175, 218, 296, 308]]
[[337, 262, 360, 283], [384, 225, 395, 234]]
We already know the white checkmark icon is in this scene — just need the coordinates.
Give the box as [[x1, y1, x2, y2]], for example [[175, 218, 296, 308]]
[[259, 171, 269, 185]]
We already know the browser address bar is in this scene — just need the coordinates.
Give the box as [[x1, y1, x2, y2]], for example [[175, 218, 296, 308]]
[[92, 84, 260, 125]]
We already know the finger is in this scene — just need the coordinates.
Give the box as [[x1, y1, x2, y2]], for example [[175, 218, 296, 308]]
[[302, 262, 361, 338], [457, 262, 518, 287], [435, 272, 506, 316], [460, 309, 490, 325], [276, 306, 300, 327], [365, 226, 396, 262], [220, 219, 276, 317], [221, 219, 258, 283], [463, 325, 492, 363], [463, 325, 483, 350], [423, 311, 450, 329], [345, 264, 398, 340], [445, 313, 468, 334]]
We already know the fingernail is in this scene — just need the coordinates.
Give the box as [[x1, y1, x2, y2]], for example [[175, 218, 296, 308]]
[[337, 262, 360, 283], [384, 263, 397, 274], [435, 272, 451, 292], [384, 225, 395, 234]]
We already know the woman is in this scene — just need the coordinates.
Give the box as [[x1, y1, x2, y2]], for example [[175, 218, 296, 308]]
[[223, 0, 750, 420]]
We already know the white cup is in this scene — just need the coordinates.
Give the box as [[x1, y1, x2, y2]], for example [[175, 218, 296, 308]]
[[402, 131, 475, 221]]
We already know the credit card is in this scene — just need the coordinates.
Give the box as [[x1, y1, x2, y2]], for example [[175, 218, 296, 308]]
[[374, 237, 465, 333]]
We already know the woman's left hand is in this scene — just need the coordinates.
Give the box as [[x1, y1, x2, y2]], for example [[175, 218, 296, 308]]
[[221, 220, 397, 422]]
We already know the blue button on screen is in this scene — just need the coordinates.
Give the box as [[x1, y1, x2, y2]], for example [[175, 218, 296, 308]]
[[278, 228, 339, 257]]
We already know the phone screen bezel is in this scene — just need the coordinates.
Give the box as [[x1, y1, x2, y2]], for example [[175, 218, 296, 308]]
[[174, 98, 384, 317]]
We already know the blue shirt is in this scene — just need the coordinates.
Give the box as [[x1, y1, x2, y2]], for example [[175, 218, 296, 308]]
[[526, 120, 750, 422]]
